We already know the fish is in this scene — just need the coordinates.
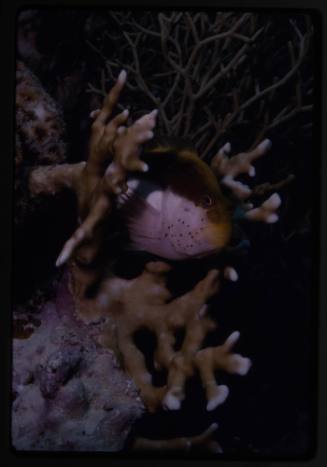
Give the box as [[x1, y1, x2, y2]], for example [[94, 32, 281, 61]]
[[115, 139, 232, 260]]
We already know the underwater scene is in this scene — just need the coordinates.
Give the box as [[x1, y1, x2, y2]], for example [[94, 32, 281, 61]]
[[12, 9, 318, 458]]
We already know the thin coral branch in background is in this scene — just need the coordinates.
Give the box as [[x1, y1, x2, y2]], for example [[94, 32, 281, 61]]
[[85, 12, 313, 159]]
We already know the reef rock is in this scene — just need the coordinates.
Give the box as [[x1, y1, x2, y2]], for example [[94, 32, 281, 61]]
[[12, 273, 144, 452], [15, 61, 67, 225]]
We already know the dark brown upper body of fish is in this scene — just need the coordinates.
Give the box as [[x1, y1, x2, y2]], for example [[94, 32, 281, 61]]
[[116, 139, 233, 260]]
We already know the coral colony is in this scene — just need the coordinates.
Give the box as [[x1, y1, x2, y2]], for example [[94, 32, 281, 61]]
[[13, 66, 285, 451], [52, 71, 278, 414], [14, 71, 280, 448]]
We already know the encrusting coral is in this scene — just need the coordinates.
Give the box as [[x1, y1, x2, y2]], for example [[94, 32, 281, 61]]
[[12, 274, 144, 452], [16, 61, 66, 166], [15, 60, 66, 224], [25, 71, 281, 418]]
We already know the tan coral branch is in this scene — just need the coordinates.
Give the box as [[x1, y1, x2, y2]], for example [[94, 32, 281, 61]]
[[98, 262, 251, 413], [132, 423, 222, 452], [29, 162, 85, 196], [55, 72, 158, 268]]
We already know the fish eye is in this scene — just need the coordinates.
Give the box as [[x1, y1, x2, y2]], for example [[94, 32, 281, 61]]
[[201, 194, 215, 208]]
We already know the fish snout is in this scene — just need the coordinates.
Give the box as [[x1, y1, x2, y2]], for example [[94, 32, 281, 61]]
[[205, 220, 232, 251]]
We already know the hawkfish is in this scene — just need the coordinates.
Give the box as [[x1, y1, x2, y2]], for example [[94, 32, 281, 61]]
[[115, 139, 233, 260]]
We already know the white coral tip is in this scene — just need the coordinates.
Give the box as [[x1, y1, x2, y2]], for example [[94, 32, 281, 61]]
[[141, 162, 149, 172], [206, 385, 229, 411], [89, 109, 100, 119], [117, 125, 126, 135], [266, 213, 279, 223], [224, 142, 231, 153], [225, 330, 240, 349], [248, 165, 256, 177], [263, 192, 282, 210], [270, 192, 282, 206], [230, 355, 252, 375], [210, 442, 224, 453], [209, 422, 219, 432], [258, 138, 272, 152], [163, 392, 181, 410], [219, 142, 231, 156], [55, 249, 69, 267], [118, 69, 127, 83], [198, 304, 208, 318], [224, 267, 238, 282]]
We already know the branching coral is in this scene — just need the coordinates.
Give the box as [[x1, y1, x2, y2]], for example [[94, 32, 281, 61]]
[[96, 261, 251, 413], [211, 140, 283, 223], [14, 10, 314, 454], [25, 73, 282, 418], [86, 11, 313, 157], [27, 71, 158, 328]]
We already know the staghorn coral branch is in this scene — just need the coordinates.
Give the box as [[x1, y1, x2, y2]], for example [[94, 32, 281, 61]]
[[252, 174, 295, 197], [211, 139, 282, 224], [29, 162, 85, 196], [245, 193, 281, 223], [97, 262, 250, 413], [55, 72, 158, 268], [211, 139, 272, 200], [132, 423, 222, 452], [195, 331, 251, 411]]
